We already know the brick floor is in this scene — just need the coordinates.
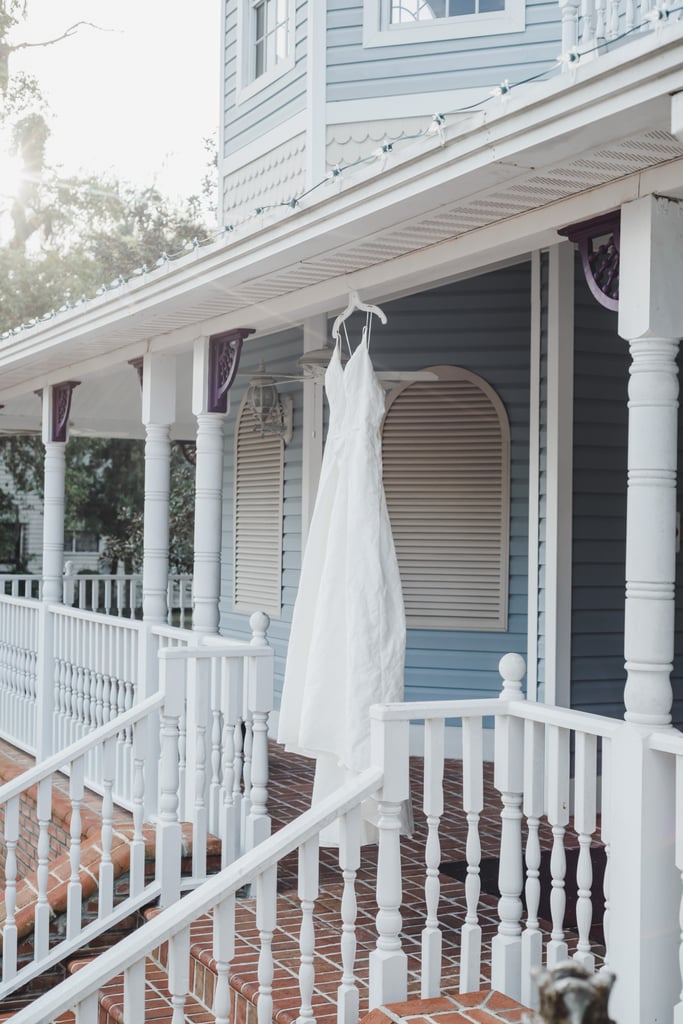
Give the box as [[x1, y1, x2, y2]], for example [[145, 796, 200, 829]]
[[0, 737, 606, 1022]]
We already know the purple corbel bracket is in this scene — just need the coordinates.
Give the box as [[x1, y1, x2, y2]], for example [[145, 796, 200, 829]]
[[558, 212, 620, 312], [128, 357, 144, 390], [50, 381, 80, 443], [208, 328, 255, 414]]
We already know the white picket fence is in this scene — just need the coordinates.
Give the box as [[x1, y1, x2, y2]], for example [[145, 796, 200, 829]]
[[8, 653, 683, 1024], [0, 635, 274, 1003]]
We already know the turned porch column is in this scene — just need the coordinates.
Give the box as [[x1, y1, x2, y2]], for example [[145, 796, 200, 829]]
[[41, 382, 78, 604], [141, 354, 176, 625], [608, 194, 683, 1024], [191, 330, 252, 635], [36, 381, 78, 758]]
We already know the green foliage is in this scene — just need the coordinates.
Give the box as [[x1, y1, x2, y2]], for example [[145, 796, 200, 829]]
[[0, 3, 216, 574]]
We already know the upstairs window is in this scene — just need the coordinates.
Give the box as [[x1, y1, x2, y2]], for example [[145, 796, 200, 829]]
[[390, 0, 504, 21], [364, 0, 524, 45], [253, 0, 290, 78], [237, 0, 295, 102]]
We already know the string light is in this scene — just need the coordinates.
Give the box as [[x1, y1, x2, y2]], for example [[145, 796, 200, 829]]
[[1, 5, 679, 345]]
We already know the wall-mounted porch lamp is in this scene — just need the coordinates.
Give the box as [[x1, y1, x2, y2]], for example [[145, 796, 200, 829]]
[[246, 361, 293, 444]]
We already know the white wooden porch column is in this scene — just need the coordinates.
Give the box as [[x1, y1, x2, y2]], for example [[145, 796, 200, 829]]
[[41, 383, 77, 604], [301, 316, 326, 549], [37, 382, 78, 758], [142, 354, 176, 625], [190, 329, 253, 635], [608, 194, 683, 1024], [192, 337, 227, 637]]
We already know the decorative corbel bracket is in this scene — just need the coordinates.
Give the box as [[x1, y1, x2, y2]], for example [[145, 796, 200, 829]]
[[208, 328, 255, 414], [50, 381, 80, 443], [558, 211, 620, 311], [128, 357, 144, 390]]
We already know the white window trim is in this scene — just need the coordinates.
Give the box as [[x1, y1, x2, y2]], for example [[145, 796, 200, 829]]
[[235, 0, 296, 106], [363, 0, 525, 46]]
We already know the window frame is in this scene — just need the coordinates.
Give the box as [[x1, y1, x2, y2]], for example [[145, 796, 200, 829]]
[[363, 0, 525, 46], [235, 0, 296, 105]]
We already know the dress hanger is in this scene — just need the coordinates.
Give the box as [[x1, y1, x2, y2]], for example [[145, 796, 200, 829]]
[[331, 291, 388, 355]]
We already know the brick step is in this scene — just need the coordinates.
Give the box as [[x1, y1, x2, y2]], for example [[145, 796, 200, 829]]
[[66, 955, 215, 1024]]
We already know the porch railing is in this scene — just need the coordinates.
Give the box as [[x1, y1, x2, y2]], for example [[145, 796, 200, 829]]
[[0, 573, 193, 627], [566, 0, 659, 62], [0, 595, 40, 753], [0, 636, 274, 1002], [0, 654, 625, 1023], [5, 652, 683, 1023]]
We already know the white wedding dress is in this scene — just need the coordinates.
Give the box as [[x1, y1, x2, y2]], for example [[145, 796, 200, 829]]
[[277, 334, 408, 842]]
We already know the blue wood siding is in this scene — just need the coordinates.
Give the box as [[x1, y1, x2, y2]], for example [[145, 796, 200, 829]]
[[218, 263, 531, 709], [220, 328, 304, 686], [327, 0, 563, 101], [569, 263, 628, 720], [224, 0, 308, 157], [535, 252, 549, 701]]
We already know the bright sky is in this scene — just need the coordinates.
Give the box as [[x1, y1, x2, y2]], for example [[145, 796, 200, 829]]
[[10, 0, 221, 202]]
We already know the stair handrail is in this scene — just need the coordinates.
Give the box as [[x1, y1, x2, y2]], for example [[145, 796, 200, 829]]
[[0, 691, 164, 805], [8, 765, 384, 1024]]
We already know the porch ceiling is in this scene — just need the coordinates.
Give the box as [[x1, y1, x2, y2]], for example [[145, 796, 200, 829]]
[[1, 24, 683, 424]]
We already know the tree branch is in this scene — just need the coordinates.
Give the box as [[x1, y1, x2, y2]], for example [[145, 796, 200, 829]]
[[10, 21, 110, 52]]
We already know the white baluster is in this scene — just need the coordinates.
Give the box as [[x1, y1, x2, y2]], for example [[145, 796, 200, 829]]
[[423, 717, 445, 997], [168, 926, 190, 1024], [338, 805, 361, 1024], [580, 0, 596, 51], [246, 655, 272, 851], [573, 731, 597, 970], [369, 716, 409, 1008], [595, 0, 606, 39], [600, 737, 612, 975], [298, 836, 319, 1023], [124, 958, 146, 1022], [242, 712, 253, 847], [674, 754, 683, 1024], [521, 719, 545, 1010], [546, 724, 569, 966], [193, 713, 208, 879], [75, 992, 99, 1023], [157, 655, 184, 906], [210, 662, 223, 835], [460, 716, 483, 994], [66, 757, 84, 941], [213, 895, 236, 1024], [131, 723, 146, 898], [220, 658, 242, 868], [98, 738, 116, 919], [2, 796, 19, 980], [607, 0, 619, 36], [257, 864, 278, 1024], [34, 777, 52, 960], [559, 0, 580, 60], [491, 654, 525, 1001]]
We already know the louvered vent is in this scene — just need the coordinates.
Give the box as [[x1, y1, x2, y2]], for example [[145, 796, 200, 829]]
[[234, 401, 284, 616], [382, 369, 510, 631]]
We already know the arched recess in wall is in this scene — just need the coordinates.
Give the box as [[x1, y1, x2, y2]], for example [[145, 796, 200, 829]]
[[382, 366, 511, 631], [233, 394, 285, 617]]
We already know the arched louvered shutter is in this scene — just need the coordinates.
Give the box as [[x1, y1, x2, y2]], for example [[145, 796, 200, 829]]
[[234, 399, 284, 616], [382, 367, 510, 631]]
